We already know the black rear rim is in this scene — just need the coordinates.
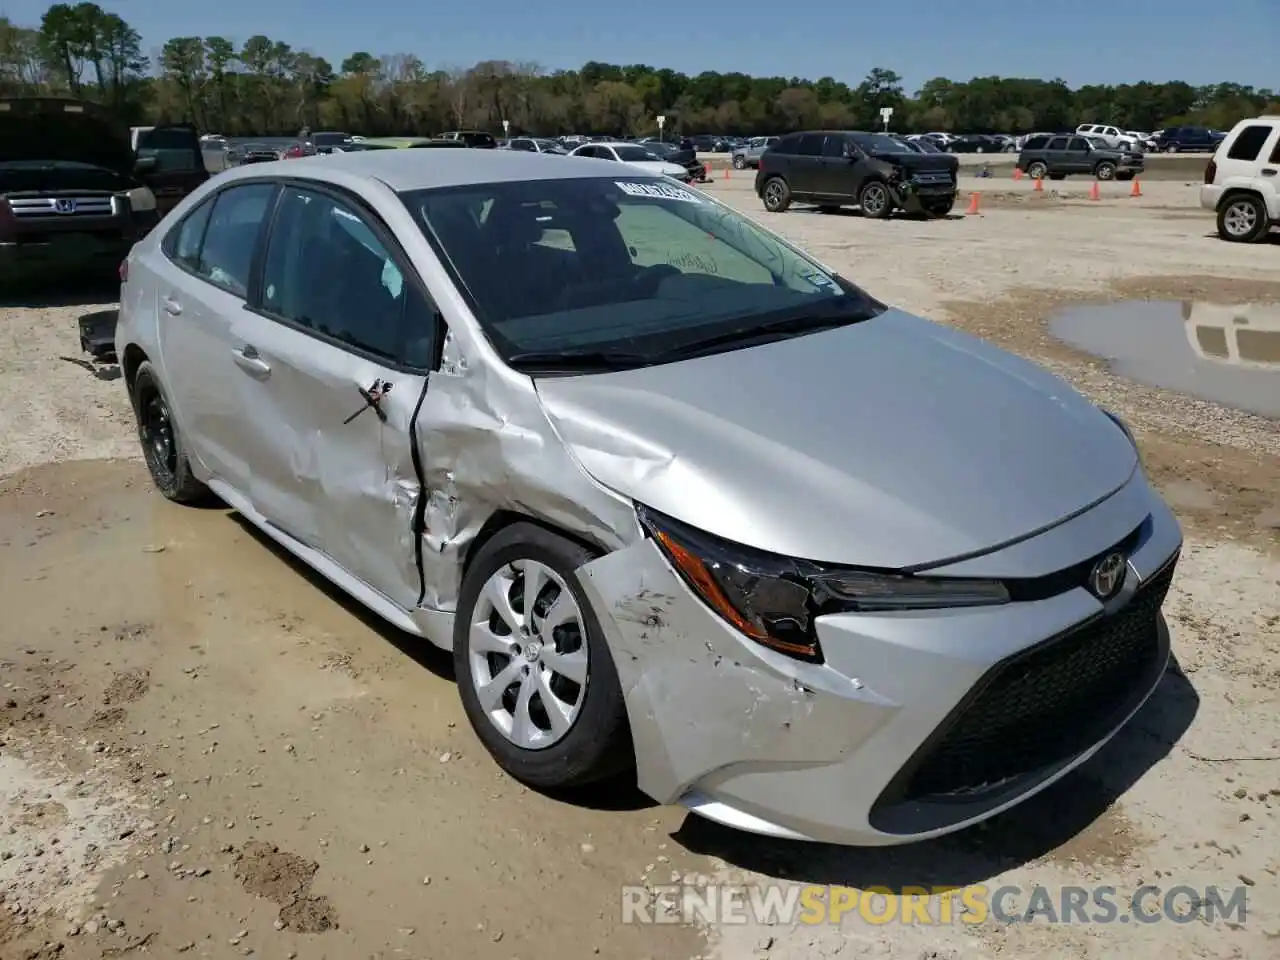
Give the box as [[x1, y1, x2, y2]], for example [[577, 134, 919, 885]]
[[140, 388, 177, 483]]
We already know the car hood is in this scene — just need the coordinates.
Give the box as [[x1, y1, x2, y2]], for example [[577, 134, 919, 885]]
[[871, 150, 959, 175], [626, 160, 688, 177], [0, 98, 134, 174], [534, 309, 1138, 569]]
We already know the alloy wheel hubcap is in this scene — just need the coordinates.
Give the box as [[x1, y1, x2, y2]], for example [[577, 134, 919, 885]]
[[864, 186, 886, 214], [1225, 202, 1256, 237], [468, 559, 589, 749]]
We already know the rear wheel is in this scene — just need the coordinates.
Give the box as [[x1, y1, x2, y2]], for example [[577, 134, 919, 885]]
[[761, 176, 792, 212], [858, 180, 893, 219], [732, 155, 746, 169], [454, 524, 631, 788], [131, 361, 210, 504], [1027, 161, 1048, 180], [1217, 194, 1269, 243]]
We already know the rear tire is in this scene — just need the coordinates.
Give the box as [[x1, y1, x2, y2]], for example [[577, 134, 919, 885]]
[[761, 176, 792, 212], [732, 155, 746, 169], [453, 523, 632, 789], [1027, 161, 1048, 180], [1217, 194, 1269, 243], [131, 361, 211, 504]]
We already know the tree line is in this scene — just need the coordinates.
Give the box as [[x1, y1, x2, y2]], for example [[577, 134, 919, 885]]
[[1, 3, 1275, 138]]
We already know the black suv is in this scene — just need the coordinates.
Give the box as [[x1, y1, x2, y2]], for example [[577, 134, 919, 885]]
[[1, 97, 162, 284], [755, 130, 959, 217], [1016, 134, 1144, 181], [1153, 126, 1224, 153]]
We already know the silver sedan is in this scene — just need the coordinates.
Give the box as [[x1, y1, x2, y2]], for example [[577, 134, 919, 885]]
[[112, 149, 1181, 845]]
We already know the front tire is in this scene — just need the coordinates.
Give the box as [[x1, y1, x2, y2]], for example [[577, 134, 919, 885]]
[[453, 523, 631, 789], [1094, 161, 1116, 180], [1217, 194, 1269, 243], [732, 155, 746, 169], [761, 176, 791, 212], [130, 361, 210, 504], [858, 180, 893, 219]]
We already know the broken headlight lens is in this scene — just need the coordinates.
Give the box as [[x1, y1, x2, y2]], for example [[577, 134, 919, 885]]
[[637, 506, 1010, 664]]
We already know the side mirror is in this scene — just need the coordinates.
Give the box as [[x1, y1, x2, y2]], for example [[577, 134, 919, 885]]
[[134, 155, 158, 174]]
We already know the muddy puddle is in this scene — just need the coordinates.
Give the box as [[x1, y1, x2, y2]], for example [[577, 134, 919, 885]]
[[1048, 300, 1280, 418]]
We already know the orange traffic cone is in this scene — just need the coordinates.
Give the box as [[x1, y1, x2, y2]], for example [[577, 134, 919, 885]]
[[1013, 168, 1024, 181], [1130, 178, 1142, 197], [1089, 181, 1101, 201], [1033, 177, 1043, 192], [723, 167, 731, 180], [965, 192, 980, 215]]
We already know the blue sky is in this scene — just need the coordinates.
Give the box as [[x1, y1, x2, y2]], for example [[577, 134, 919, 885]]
[[4, 0, 1276, 93]]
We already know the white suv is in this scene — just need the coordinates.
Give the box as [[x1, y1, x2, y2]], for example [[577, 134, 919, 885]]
[[1075, 124, 1141, 151], [1200, 116, 1280, 243]]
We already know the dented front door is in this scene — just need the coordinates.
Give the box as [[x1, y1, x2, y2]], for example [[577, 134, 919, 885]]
[[233, 183, 433, 611]]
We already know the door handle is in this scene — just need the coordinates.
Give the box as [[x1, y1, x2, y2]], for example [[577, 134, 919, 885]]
[[232, 345, 271, 378], [162, 296, 182, 316], [1262, 168, 1277, 177]]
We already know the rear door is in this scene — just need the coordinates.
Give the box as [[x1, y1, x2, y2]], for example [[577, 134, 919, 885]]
[[133, 124, 210, 215], [787, 134, 827, 194], [1044, 136, 1070, 173], [817, 134, 853, 197], [232, 182, 437, 609], [153, 181, 278, 494]]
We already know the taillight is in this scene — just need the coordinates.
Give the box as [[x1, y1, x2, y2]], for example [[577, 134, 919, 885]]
[[1204, 159, 1216, 184], [118, 259, 129, 283], [758, 156, 766, 172]]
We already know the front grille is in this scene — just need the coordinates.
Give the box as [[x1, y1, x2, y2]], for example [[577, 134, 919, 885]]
[[8, 195, 116, 219], [896, 556, 1177, 803]]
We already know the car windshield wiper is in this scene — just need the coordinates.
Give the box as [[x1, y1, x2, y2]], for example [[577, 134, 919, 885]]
[[505, 349, 654, 372], [652, 304, 877, 362]]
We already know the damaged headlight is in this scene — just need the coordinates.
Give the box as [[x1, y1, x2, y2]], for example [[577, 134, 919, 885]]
[[637, 506, 1009, 664]]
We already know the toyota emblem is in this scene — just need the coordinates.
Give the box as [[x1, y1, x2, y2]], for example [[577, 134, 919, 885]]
[[1089, 552, 1127, 600], [53, 198, 77, 214]]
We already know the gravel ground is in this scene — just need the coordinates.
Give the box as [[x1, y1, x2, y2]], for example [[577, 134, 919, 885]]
[[1, 178, 1277, 960]]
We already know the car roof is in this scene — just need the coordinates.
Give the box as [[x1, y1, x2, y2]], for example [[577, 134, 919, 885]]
[[210, 148, 646, 191]]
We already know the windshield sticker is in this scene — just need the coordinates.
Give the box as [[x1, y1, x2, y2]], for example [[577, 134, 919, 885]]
[[615, 181, 703, 204]]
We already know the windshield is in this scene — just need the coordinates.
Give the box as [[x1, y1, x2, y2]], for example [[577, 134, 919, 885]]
[[613, 145, 658, 162], [135, 127, 202, 172], [644, 141, 677, 155], [913, 138, 942, 153], [851, 133, 911, 153], [402, 177, 883, 368], [1087, 137, 1108, 148]]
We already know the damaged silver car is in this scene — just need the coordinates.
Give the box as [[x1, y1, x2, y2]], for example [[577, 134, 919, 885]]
[[115, 149, 1182, 845]]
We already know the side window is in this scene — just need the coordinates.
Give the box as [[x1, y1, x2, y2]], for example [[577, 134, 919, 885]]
[[576, 146, 597, 159], [1024, 136, 1049, 150], [1047, 137, 1068, 150], [796, 134, 826, 156], [196, 183, 276, 298], [1068, 137, 1090, 151], [1270, 133, 1280, 164], [820, 135, 846, 158], [165, 197, 214, 271], [510, 139, 534, 152], [1227, 125, 1273, 162], [601, 147, 620, 161], [771, 135, 801, 155], [261, 187, 434, 365]]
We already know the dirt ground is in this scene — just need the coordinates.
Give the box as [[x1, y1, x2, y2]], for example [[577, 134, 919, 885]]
[[1, 175, 1277, 960]]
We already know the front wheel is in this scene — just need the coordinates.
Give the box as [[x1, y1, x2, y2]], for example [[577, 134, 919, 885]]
[[732, 155, 746, 169], [1217, 194, 1269, 243], [761, 176, 792, 212], [131, 361, 211, 504], [453, 523, 631, 789], [858, 180, 893, 219], [1095, 161, 1116, 181]]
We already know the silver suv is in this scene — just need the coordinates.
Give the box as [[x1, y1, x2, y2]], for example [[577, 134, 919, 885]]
[[730, 136, 779, 169]]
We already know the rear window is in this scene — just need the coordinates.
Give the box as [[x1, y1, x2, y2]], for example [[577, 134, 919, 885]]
[[1023, 136, 1050, 150], [135, 127, 202, 173], [1226, 125, 1274, 162]]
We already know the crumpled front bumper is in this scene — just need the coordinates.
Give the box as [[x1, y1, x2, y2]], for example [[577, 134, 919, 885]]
[[576, 473, 1182, 846]]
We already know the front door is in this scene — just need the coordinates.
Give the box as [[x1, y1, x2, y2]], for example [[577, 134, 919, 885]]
[[235, 183, 438, 610], [154, 181, 277, 493]]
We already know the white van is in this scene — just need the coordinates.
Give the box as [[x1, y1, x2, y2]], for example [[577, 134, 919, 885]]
[[1200, 116, 1280, 243]]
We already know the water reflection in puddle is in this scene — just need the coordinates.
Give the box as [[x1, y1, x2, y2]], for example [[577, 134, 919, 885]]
[[1049, 300, 1280, 419]]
